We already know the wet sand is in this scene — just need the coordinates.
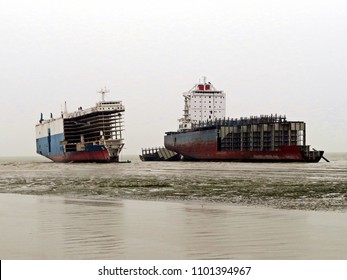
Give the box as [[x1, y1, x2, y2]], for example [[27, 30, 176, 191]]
[[1, 154, 347, 211], [1, 193, 347, 260]]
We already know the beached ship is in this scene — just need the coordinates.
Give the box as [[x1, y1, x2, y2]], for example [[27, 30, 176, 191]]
[[164, 78, 325, 162], [139, 147, 180, 161], [35, 88, 125, 162]]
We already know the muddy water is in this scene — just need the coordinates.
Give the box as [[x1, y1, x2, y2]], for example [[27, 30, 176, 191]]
[[0, 153, 346, 259]]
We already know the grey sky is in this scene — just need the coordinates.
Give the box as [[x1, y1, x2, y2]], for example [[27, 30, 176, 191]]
[[1, 0, 346, 156]]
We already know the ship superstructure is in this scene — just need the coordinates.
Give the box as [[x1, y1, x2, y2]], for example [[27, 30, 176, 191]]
[[165, 78, 325, 162], [179, 77, 225, 131], [35, 88, 125, 162]]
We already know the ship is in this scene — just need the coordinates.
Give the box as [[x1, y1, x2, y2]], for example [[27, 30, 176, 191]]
[[139, 147, 180, 161], [35, 88, 125, 163], [164, 78, 325, 162]]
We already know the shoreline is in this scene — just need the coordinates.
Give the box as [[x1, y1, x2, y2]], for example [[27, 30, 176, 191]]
[[1, 188, 347, 213]]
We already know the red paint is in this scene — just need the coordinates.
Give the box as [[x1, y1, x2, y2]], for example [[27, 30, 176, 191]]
[[48, 150, 114, 163], [165, 139, 320, 162]]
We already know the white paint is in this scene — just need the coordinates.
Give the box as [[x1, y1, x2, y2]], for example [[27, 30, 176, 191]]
[[35, 118, 64, 138], [179, 78, 226, 131]]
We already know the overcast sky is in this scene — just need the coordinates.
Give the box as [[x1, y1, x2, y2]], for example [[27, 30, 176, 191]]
[[0, 0, 346, 157]]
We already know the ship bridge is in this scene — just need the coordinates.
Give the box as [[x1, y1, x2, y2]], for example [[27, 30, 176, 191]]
[[179, 77, 226, 132]]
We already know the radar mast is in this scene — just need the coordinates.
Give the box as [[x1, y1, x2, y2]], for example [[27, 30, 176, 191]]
[[98, 87, 110, 102]]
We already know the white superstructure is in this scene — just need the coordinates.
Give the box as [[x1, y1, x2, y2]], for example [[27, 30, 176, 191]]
[[179, 77, 226, 131]]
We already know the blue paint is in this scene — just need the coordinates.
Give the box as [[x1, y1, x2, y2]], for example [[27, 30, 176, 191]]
[[84, 145, 105, 152], [36, 133, 64, 156], [36, 132, 106, 157]]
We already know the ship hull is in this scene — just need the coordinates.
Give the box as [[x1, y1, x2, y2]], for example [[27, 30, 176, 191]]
[[36, 121, 121, 163], [47, 149, 114, 163], [165, 129, 323, 163], [37, 142, 118, 163], [35, 96, 125, 163]]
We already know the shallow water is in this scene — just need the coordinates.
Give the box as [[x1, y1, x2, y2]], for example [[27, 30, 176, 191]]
[[1, 194, 347, 259], [0, 153, 346, 211], [0, 154, 346, 259]]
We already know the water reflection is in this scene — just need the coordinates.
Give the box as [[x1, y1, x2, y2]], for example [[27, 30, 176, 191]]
[[1, 194, 347, 259]]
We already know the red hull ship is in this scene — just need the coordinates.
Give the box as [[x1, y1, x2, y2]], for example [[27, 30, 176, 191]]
[[46, 146, 112, 163], [165, 123, 324, 162], [164, 78, 324, 163]]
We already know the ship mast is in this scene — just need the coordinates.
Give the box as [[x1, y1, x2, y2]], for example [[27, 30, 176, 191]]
[[98, 87, 110, 102]]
